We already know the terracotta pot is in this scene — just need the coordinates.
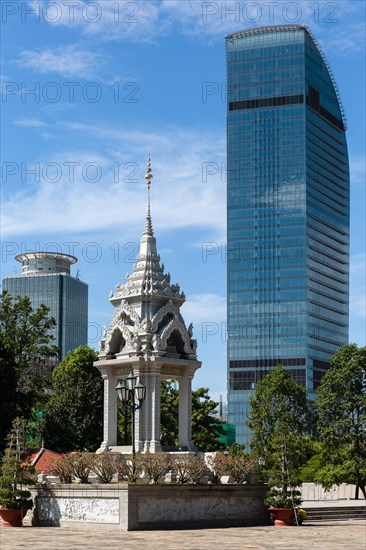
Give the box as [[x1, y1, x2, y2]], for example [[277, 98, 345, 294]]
[[0, 508, 28, 527], [268, 507, 295, 526]]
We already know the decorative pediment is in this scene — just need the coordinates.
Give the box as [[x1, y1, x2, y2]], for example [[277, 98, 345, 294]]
[[101, 300, 142, 356], [150, 299, 178, 333]]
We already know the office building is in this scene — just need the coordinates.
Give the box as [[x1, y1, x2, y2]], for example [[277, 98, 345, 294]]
[[226, 25, 350, 445], [3, 252, 88, 360]]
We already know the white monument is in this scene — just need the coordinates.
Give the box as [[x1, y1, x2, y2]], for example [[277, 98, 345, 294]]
[[95, 155, 201, 453]]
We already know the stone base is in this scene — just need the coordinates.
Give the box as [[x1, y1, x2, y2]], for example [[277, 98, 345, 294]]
[[31, 484, 269, 530]]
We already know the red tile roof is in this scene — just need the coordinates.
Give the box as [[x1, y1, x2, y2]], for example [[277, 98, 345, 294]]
[[30, 448, 61, 473]]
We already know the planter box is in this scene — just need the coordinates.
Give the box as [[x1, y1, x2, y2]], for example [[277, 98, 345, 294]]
[[31, 483, 269, 530]]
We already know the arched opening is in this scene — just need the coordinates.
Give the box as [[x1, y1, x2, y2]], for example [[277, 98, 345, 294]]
[[109, 328, 126, 355], [166, 329, 186, 356]]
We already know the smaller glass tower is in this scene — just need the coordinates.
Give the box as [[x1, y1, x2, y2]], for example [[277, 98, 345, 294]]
[[3, 252, 88, 359]]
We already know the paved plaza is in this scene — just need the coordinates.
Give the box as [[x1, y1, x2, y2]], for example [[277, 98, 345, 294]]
[[1, 520, 365, 550]]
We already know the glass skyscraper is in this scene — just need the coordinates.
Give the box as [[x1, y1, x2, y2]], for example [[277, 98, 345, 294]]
[[226, 25, 350, 445], [3, 252, 88, 360]]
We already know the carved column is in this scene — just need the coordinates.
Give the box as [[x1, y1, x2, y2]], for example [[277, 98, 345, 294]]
[[179, 371, 195, 450], [97, 370, 118, 452], [139, 366, 161, 452]]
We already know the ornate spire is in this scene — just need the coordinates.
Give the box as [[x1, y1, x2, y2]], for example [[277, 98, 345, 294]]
[[108, 153, 185, 308], [143, 152, 154, 236]]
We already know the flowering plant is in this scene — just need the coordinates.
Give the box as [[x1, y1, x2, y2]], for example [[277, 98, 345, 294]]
[[49, 454, 73, 483], [140, 452, 170, 484], [68, 452, 93, 483], [172, 454, 207, 484], [209, 450, 254, 484], [118, 454, 144, 483], [91, 453, 123, 484]]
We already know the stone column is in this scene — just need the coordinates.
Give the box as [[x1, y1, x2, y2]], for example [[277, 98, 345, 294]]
[[137, 368, 161, 452], [97, 370, 118, 452], [179, 372, 195, 450]]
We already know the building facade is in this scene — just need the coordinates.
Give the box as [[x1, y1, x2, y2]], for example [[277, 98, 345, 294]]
[[226, 25, 350, 445], [3, 252, 88, 360]]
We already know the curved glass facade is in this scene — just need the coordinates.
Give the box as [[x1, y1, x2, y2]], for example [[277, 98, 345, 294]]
[[226, 26, 349, 445]]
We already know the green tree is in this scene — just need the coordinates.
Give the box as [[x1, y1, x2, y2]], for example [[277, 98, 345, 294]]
[[248, 365, 312, 507], [160, 380, 226, 451], [191, 387, 226, 451], [117, 405, 131, 445], [0, 291, 58, 452], [316, 344, 366, 499], [0, 291, 58, 373], [0, 342, 19, 455], [160, 380, 179, 447], [43, 346, 103, 453]]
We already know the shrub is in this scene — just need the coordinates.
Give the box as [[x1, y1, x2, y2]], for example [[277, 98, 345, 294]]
[[68, 452, 93, 484], [172, 454, 207, 484], [0, 418, 34, 510], [91, 453, 124, 484], [141, 452, 170, 484], [118, 454, 144, 483], [209, 452, 254, 483], [265, 487, 302, 508], [49, 454, 73, 483]]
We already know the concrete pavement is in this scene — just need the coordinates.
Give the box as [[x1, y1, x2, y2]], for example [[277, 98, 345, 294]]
[[1, 520, 365, 550]]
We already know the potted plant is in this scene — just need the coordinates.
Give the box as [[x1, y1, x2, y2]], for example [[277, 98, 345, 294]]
[[264, 486, 302, 526], [0, 418, 35, 527], [248, 366, 312, 526]]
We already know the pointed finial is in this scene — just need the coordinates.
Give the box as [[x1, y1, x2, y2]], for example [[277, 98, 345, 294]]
[[145, 152, 153, 189], [143, 152, 154, 237]]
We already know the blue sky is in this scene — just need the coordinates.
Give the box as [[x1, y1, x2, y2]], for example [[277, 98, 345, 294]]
[[1, 0, 365, 402]]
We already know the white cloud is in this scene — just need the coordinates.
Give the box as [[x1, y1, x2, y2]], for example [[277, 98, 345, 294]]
[[14, 118, 46, 128], [28, 0, 163, 43], [1, 124, 226, 238], [28, 0, 365, 54], [182, 293, 226, 322], [17, 44, 104, 79]]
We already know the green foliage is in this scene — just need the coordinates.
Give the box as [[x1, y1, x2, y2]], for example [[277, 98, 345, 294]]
[[160, 380, 179, 447], [315, 344, 366, 498], [248, 365, 312, 507], [191, 388, 226, 451], [264, 487, 302, 509], [228, 442, 246, 456], [43, 346, 103, 453], [0, 341, 18, 455], [298, 439, 325, 483], [117, 405, 131, 445], [0, 418, 35, 510], [0, 291, 58, 453], [0, 291, 58, 371], [160, 380, 226, 451]]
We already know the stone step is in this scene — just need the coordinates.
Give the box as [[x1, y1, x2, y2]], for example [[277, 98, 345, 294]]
[[305, 506, 366, 521]]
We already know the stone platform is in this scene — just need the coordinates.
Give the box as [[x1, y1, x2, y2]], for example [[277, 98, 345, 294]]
[[1, 520, 365, 550]]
